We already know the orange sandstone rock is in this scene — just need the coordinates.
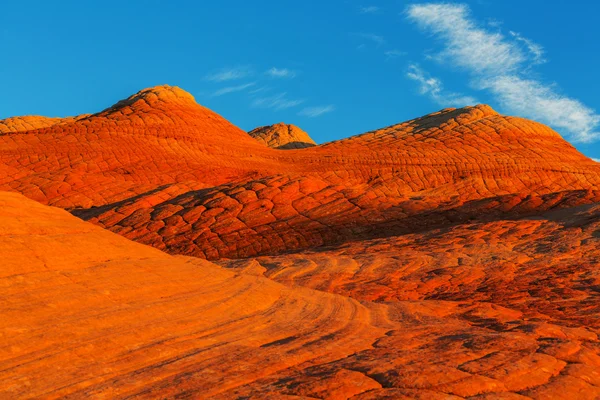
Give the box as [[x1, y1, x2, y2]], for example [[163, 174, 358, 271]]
[[249, 122, 316, 149], [2, 86, 600, 399], [3, 191, 600, 399], [0, 191, 385, 398], [0, 114, 89, 133], [4, 88, 594, 258]]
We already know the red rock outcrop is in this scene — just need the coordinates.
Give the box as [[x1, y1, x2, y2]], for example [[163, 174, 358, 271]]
[[3, 191, 600, 398], [0, 85, 277, 209], [2, 85, 600, 398], [248, 122, 316, 149], [0, 114, 89, 133], [0, 191, 386, 398], [3, 89, 593, 259], [219, 201, 600, 398]]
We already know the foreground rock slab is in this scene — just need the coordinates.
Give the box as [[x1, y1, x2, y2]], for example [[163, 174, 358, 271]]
[[2, 192, 600, 398], [0, 192, 386, 398]]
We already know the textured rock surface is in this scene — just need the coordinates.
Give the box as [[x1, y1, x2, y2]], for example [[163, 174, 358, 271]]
[[2, 192, 600, 399], [3, 88, 593, 259], [0, 114, 89, 133], [248, 122, 316, 149], [0, 85, 275, 209], [0, 192, 385, 398], [219, 202, 600, 399], [2, 85, 600, 398]]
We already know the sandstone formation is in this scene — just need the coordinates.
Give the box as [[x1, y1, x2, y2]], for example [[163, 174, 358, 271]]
[[5, 193, 600, 399], [0, 192, 384, 398], [0, 86, 275, 209], [3, 192, 600, 398], [248, 122, 316, 149], [0, 114, 89, 133], [2, 85, 600, 398], [4, 89, 593, 259]]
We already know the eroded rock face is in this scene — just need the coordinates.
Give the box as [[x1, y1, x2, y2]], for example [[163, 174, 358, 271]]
[[0, 114, 89, 133], [2, 191, 600, 399], [2, 86, 600, 398], [3, 88, 595, 259], [1, 87, 599, 259], [248, 122, 316, 149], [0, 85, 274, 209], [0, 192, 384, 398]]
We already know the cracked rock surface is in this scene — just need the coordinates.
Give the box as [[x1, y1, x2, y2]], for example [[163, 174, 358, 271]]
[[1, 85, 600, 399]]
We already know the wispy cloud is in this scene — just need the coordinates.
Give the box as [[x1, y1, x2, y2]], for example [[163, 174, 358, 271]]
[[205, 66, 252, 82], [298, 105, 335, 118], [211, 82, 256, 97], [266, 67, 297, 78], [406, 3, 600, 142], [385, 49, 407, 59], [354, 32, 385, 47], [407, 64, 476, 107], [483, 76, 600, 140], [248, 86, 270, 95], [509, 31, 546, 65], [592, 158, 600, 162], [360, 6, 380, 14], [252, 93, 304, 110], [407, 4, 524, 74]]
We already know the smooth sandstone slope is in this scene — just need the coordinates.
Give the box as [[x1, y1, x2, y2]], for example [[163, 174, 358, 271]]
[[248, 122, 317, 149], [0, 191, 386, 398]]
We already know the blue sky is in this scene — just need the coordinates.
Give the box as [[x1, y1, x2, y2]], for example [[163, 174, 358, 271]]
[[1, 0, 599, 160]]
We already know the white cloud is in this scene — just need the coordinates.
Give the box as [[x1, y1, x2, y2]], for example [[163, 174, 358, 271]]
[[298, 105, 335, 117], [360, 6, 380, 14], [592, 158, 600, 162], [354, 33, 385, 47], [484, 76, 599, 142], [407, 64, 477, 107], [266, 67, 297, 78], [252, 93, 304, 110], [385, 49, 407, 59], [509, 31, 546, 65], [211, 82, 256, 97], [406, 3, 600, 142], [205, 66, 251, 82], [407, 4, 524, 75]]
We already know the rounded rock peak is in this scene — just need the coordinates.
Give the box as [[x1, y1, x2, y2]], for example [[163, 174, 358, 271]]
[[107, 85, 198, 112], [422, 104, 499, 124], [248, 122, 316, 149], [136, 85, 197, 102]]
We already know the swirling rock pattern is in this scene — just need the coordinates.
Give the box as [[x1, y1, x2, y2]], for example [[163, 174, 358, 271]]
[[0, 192, 386, 398], [2, 87, 590, 259], [3, 192, 600, 399], [2, 86, 600, 398], [219, 202, 600, 399]]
